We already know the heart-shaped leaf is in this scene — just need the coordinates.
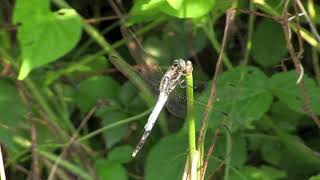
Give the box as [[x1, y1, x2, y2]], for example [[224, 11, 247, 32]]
[[13, 0, 82, 79]]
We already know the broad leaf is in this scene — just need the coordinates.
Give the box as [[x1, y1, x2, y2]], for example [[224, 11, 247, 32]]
[[13, 0, 82, 79], [145, 134, 187, 180], [97, 110, 128, 148], [166, 0, 184, 10], [0, 79, 25, 125], [196, 66, 273, 130], [95, 160, 128, 180], [269, 71, 320, 115], [229, 165, 287, 180], [161, 0, 215, 18], [75, 76, 120, 113], [108, 145, 133, 164], [0, 79, 26, 155], [252, 19, 286, 67]]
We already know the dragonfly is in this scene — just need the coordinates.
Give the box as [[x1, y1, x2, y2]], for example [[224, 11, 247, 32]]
[[109, 27, 231, 157]]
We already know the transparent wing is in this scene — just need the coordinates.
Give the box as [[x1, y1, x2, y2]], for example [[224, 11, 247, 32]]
[[120, 26, 164, 80], [109, 54, 235, 119], [109, 55, 161, 96], [167, 81, 235, 118]]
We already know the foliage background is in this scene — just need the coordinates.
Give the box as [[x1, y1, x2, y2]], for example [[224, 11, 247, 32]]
[[0, 0, 320, 179]]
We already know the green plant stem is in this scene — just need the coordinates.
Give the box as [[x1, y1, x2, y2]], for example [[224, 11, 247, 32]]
[[242, 0, 255, 65], [223, 128, 232, 180], [77, 108, 152, 143], [38, 150, 91, 180], [307, 0, 320, 85], [24, 79, 69, 140], [202, 18, 233, 70], [185, 70, 196, 178]]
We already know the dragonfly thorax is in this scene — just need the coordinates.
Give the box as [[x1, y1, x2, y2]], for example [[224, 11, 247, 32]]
[[159, 59, 187, 95]]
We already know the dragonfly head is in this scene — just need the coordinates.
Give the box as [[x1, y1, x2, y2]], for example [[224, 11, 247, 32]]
[[172, 59, 186, 72]]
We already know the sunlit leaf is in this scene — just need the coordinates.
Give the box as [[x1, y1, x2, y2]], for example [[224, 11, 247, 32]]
[[161, 0, 215, 18], [309, 174, 320, 180], [166, 0, 184, 10], [13, 0, 82, 79]]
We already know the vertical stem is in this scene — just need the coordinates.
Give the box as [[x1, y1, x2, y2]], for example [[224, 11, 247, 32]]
[[307, 0, 320, 85], [203, 24, 233, 70], [223, 129, 232, 180], [185, 66, 196, 179], [242, 0, 255, 65], [0, 146, 6, 180]]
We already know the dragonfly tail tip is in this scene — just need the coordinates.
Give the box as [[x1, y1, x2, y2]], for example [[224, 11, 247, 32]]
[[132, 150, 138, 157]]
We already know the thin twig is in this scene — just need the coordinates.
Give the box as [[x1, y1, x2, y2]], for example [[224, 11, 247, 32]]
[[200, 128, 221, 180], [85, 15, 120, 24], [48, 104, 100, 180], [281, 0, 320, 128], [294, 0, 320, 42], [30, 115, 41, 180], [197, 8, 236, 175]]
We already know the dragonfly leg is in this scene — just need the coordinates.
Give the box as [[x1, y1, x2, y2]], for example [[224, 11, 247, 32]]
[[178, 79, 187, 88]]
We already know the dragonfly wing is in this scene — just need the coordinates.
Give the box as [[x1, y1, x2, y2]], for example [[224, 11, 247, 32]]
[[166, 91, 187, 118], [120, 26, 164, 79], [165, 80, 208, 118], [165, 81, 234, 118], [132, 93, 168, 157]]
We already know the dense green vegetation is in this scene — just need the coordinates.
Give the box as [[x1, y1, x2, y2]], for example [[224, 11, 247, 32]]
[[0, 0, 320, 179]]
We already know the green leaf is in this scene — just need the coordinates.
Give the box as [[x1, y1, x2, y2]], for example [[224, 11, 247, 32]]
[[118, 82, 147, 116], [141, 22, 207, 67], [95, 160, 128, 180], [131, 0, 166, 13], [97, 110, 128, 148], [0, 79, 26, 125], [208, 134, 247, 169], [260, 138, 286, 166], [269, 71, 320, 115], [309, 174, 320, 180], [129, 0, 165, 23], [0, 128, 23, 156], [314, 5, 320, 25], [210, 0, 233, 23], [197, 66, 273, 130], [145, 134, 187, 180], [108, 145, 133, 164], [160, 0, 215, 18], [45, 55, 108, 85], [166, 0, 184, 10], [229, 165, 287, 180], [13, 0, 82, 79], [75, 76, 120, 113], [254, 0, 285, 15], [161, 22, 207, 59], [252, 19, 286, 67], [130, 0, 215, 18], [270, 101, 302, 132]]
